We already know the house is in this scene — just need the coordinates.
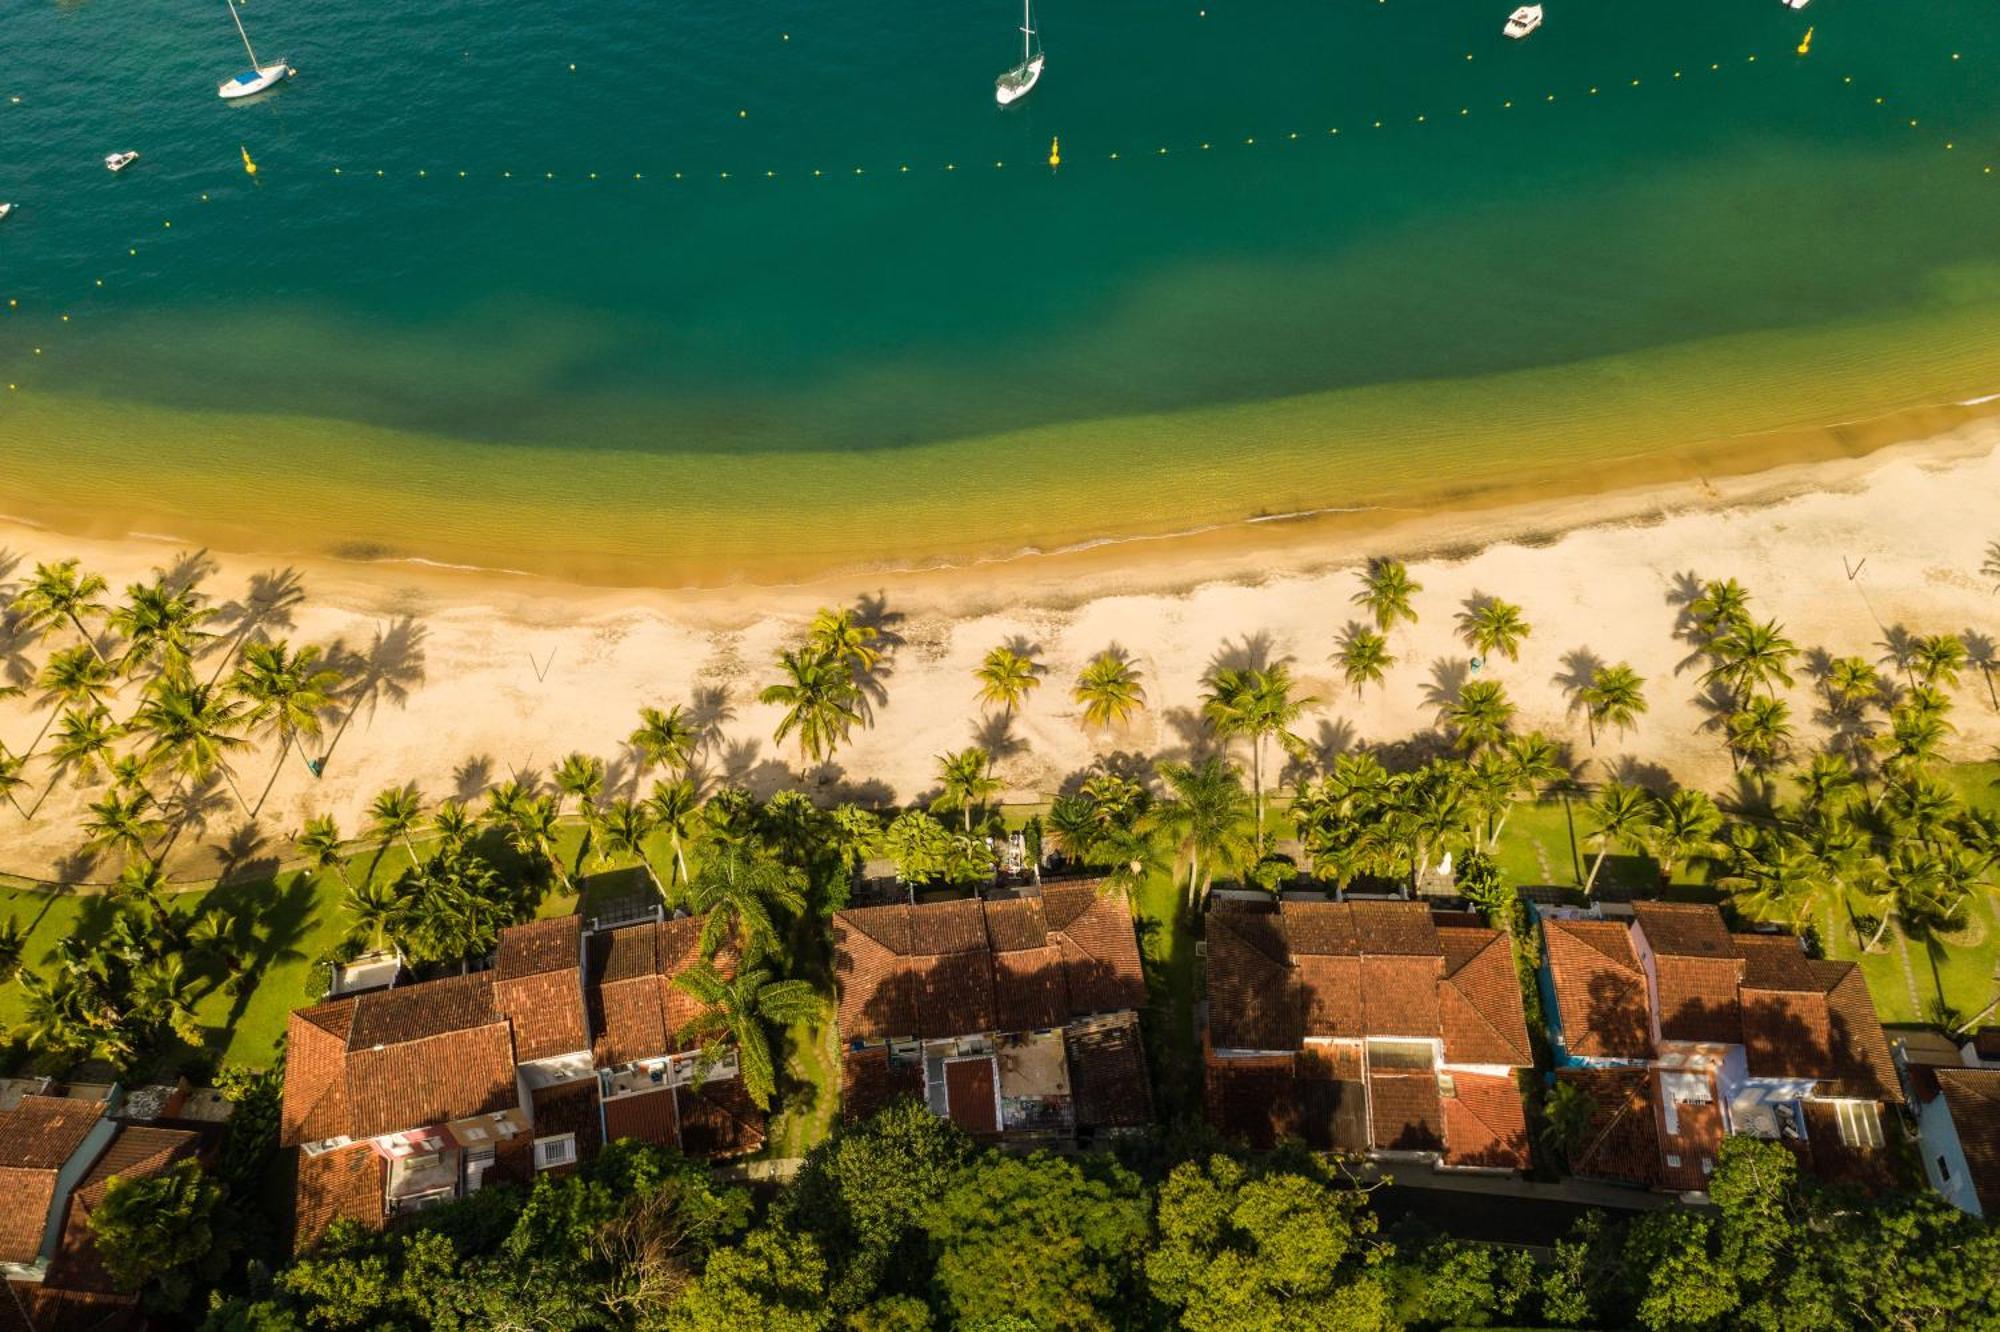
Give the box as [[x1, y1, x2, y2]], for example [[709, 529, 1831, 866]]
[[0, 1081, 214, 1332], [1539, 902, 1901, 1193], [831, 883, 1153, 1142], [1900, 1029, 2000, 1218], [280, 912, 764, 1252], [1201, 897, 1534, 1171]]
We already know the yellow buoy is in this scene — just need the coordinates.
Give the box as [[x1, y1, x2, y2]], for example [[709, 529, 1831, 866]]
[[1048, 136, 1061, 167], [241, 144, 257, 176], [1797, 26, 1813, 56]]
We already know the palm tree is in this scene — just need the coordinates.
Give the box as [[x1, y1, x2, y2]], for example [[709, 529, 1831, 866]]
[[1878, 703, 1951, 782], [1725, 697, 1794, 771], [1583, 782, 1650, 894], [1709, 618, 1798, 700], [432, 801, 476, 855], [760, 647, 864, 766], [11, 559, 110, 661], [33, 704, 121, 815], [686, 846, 807, 964], [1540, 1080, 1600, 1169], [931, 747, 1000, 834], [672, 961, 819, 1110], [1072, 652, 1146, 730], [131, 676, 250, 811], [1686, 577, 1752, 644], [1721, 830, 1828, 930], [630, 705, 700, 778], [1795, 752, 1858, 819], [367, 785, 425, 863], [131, 954, 203, 1046], [644, 777, 702, 891], [599, 799, 663, 893], [1457, 597, 1532, 663], [0, 915, 24, 981], [806, 607, 882, 674], [1335, 625, 1395, 695], [509, 795, 571, 894], [552, 752, 606, 817], [1647, 789, 1724, 886], [1824, 656, 1880, 712], [342, 875, 403, 953], [296, 814, 351, 888], [0, 749, 27, 819], [1203, 663, 1316, 853], [1353, 558, 1421, 634], [1152, 756, 1255, 914], [81, 789, 165, 863], [111, 578, 214, 681], [1911, 633, 1968, 689], [1578, 663, 1647, 749], [1444, 680, 1514, 754], [232, 640, 343, 814], [1488, 732, 1565, 847], [24, 646, 116, 760], [975, 645, 1042, 716]]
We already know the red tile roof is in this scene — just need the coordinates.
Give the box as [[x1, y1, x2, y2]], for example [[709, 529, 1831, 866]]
[[0, 1097, 107, 1266], [1797, 1099, 1900, 1194], [1560, 1067, 1663, 1188], [1203, 1052, 1301, 1150], [586, 916, 715, 1066], [1541, 917, 1652, 1060], [1204, 902, 1528, 1065], [292, 1144, 385, 1253], [840, 1046, 925, 1124], [832, 886, 1145, 1042], [676, 1077, 766, 1158], [600, 1086, 677, 1150], [943, 1058, 1000, 1136], [494, 916, 589, 1062], [1936, 1069, 2000, 1214], [281, 1000, 357, 1146], [1368, 1069, 1444, 1153], [1634, 903, 1745, 1045], [1066, 1013, 1154, 1131], [1736, 944, 1899, 1103], [531, 1078, 605, 1160], [1441, 1072, 1531, 1170]]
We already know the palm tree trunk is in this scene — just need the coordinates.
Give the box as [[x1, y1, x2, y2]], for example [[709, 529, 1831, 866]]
[[67, 612, 105, 664], [1584, 844, 1610, 895], [252, 729, 292, 819], [1864, 910, 1895, 953], [1252, 737, 1266, 855]]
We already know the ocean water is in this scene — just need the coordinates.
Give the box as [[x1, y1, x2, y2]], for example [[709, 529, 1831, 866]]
[[1, 0, 1998, 583]]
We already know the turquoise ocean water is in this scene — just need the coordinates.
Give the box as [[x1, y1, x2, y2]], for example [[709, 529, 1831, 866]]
[[1, 0, 1999, 581]]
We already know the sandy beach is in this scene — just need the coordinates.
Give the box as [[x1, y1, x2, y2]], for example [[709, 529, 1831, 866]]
[[3, 421, 1998, 885]]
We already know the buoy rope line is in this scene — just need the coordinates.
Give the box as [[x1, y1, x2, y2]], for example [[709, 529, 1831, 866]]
[[4, 43, 1995, 395]]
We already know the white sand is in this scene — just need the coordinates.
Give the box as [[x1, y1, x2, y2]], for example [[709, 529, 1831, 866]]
[[4, 423, 1997, 884]]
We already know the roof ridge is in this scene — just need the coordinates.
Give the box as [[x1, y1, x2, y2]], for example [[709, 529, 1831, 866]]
[[1554, 919, 1642, 975], [1442, 969, 1527, 1064], [1214, 908, 1291, 968], [836, 905, 911, 956]]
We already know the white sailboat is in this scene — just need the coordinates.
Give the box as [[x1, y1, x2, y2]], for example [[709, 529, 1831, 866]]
[[995, 0, 1044, 106], [219, 0, 293, 100]]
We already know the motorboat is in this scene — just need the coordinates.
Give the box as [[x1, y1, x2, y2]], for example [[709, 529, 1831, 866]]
[[105, 152, 140, 172], [1504, 5, 1544, 38], [996, 0, 1044, 106]]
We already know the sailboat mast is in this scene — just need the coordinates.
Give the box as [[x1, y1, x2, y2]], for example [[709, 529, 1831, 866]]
[[1022, 0, 1033, 62], [227, 0, 259, 68]]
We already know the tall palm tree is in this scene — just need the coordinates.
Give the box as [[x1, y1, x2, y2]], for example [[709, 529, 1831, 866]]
[[630, 705, 700, 779], [1721, 830, 1828, 931], [552, 752, 606, 817], [1708, 617, 1798, 700], [1540, 1080, 1600, 1169], [1353, 558, 1422, 634], [1911, 633, 1968, 689], [1203, 663, 1316, 853], [1578, 663, 1647, 749], [342, 876, 403, 953], [1795, 752, 1858, 819], [1824, 656, 1880, 712], [24, 645, 116, 760], [1335, 625, 1395, 696], [672, 961, 820, 1110], [0, 915, 24, 981], [11, 559, 110, 661], [1686, 577, 1752, 644], [512, 795, 571, 893], [432, 801, 476, 855], [1457, 597, 1532, 663], [1072, 652, 1146, 730], [32, 704, 122, 817], [367, 785, 425, 863], [931, 747, 1000, 833], [1725, 696, 1794, 772], [1444, 680, 1515, 754], [1647, 789, 1724, 886], [1583, 782, 1650, 894], [1152, 756, 1255, 914], [1489, 732, 1566, 847], [1878, 703, 1950, 783], [81, 788, 165, 863], [111, 578, 214, 681], [231, 639, 343, 814], [0, 748, 28, 819], [645, 777, 702, 892], [975, 645, 1043, 716], [599, 799, 664, 894], [806, 607, 882, 674], [687, 846, 807, 964], [760, 647, 864, 766], [131, 676, 250, 811], [296, 814, 351, 888], [131, 953, 203, 1047]]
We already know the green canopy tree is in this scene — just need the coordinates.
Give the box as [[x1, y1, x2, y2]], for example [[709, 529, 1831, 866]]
[[1444, 680, 1515, 754], [86, 1159, 230, 1309]]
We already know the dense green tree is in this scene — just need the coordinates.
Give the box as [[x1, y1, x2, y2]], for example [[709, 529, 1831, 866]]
[[1202, 662, 1315, 851], [87, 1159, 230, 1310], [666, 1226, 831, 1332], [672, 961, 818, 1109], [686, 844, 807, 964], [1152, 756, 1255, 914]]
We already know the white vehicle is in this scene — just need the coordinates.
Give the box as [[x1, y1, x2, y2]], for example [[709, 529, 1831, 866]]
[[1504, 5, 1544, 38], [996, 0, 1044, 106], [1783, 0, 1811, 10], [218, 0, 292, 100], [105, 152, 140, 172]]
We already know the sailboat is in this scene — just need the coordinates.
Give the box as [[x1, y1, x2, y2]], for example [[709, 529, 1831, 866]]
[[218, 0, 293, 100], [995, 0, 1043, 106]]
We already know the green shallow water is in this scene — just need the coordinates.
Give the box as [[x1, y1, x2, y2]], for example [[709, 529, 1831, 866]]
[[2, 0, 1999, 583]]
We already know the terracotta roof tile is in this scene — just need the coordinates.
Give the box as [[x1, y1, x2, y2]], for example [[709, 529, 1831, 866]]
[[1633, 902, 1737, 959], [943, 1057, 1000, 1136], [1205, 906, 1302, 1050], [1066, 1013, 1154, 1130], [1541, 918, 1652, 1061], [1798, 1098, 1899, 1193], [497, 915, 581, 979], [531, 1078, 604, 1159], [1349, 900, 1441, 955], [1440, 1071, 1530, 1170], [494, 917, 589, 1062], [292, 1144, 384, 1254], [602, 1085, 678, 1149], [1044, 888, 1148, 1016], [1438, 927, 1533, 1067], [1282, 901, 1361, 954], [840, 1046, 925, 1124], [992, 943, 1068, 1032], [1204, 1052, 1299, 1150], [908, 951, 997, 1037], [347, 972, 501, 1049], [0, 1097, 108, 1267], [588, 917, 714, 1064], [45, 1128, 198, 1295], [1360, 955, 1442, 1037], [1296, 954, 1362, 1039], [1936, 1069, 2000, 1213], [281, 1000, 356, 1146], [344, 1019, 519, 1140], [910, 899, 987, 955], [1368, 1069, 1444, 1153], [1295, 1047, 1369, 1152], [676, 1077, 766, 1158], [1739, 958, 1898, 1102], [1560, 1067, 1662, 1187], [1635, 904, 1745, 1045], [983, 898, 1049, 952]]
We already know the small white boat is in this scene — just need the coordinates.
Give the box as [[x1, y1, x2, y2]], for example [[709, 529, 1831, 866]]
[[1782, 0, 1811, 9], [0, 204, 12, 222], [1504, 5, 1544, 38], [217, 0, 292, 100], [996, 0, 1044, 106], [105, 152, 140, 173]]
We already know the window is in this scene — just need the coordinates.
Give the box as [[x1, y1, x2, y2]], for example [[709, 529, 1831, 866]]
[[533, 1134, 577, 1170], [1832, 1100, 1883, 1149], [1938, 1156, 1952, 1183]]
